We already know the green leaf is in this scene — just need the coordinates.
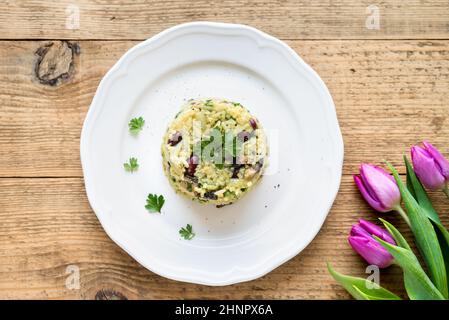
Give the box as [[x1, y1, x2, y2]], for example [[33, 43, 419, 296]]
[[123, 157, 139, 172], [179, 224, 195, 240], [404, 155, 449, 291], [377, 220, 448, 299], [128, 117, 145, 135], [387, 162, 448, 298], [379, 218, 412, 251], [327, 263, 401, 300], [204, 99, 214, 108], [432, 220, 449, 290], [351, 286, 396, 300], [145, 193, 165, 213], [195, 128, 243, 166], [375, 237, 445, 300], [406, 171, 417, 200], [404, 156, 440, 223], [215, 163, 224, 169]]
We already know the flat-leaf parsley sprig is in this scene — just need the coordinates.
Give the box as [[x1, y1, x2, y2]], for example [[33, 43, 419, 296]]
[[145, 194, 165, 213], [128, 116, 145, 135], [123, 157, 139, 172], [179, 224, 195, 240]]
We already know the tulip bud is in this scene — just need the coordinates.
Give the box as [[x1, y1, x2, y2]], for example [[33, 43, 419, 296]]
[[354, 164, 401, 212], [411, 141, 449, 191], [348, 219, 396, 268]]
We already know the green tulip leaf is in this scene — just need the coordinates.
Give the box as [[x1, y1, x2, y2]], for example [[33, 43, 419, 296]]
[[373, 236, 445, 300], [327, 263, 401, 300], [379, 218, 412, 251], [432, 220, 449, 289], [375, 237, 445, 300], [351, 285, 398, 300], [387, 162, 448, 298], [406, 172, 417, 201], [404, 271, 442, 300], [376, 221, 443, 299], [404, 155, 449, 290], [404, 156, 440, 223]]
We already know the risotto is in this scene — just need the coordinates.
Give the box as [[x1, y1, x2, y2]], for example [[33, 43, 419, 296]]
[[161, 98, 268, 206]]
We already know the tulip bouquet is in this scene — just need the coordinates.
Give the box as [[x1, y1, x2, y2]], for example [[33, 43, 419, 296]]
[[328, 141, 449, 300]]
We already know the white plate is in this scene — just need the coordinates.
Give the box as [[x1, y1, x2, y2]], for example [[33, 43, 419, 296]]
[[81, 22, 344, 286]]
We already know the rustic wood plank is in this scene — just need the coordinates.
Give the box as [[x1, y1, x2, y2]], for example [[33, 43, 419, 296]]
[[2, 0, 449, 302], [3, 176, 448, 299], [1, 40, 448, 177], [0, 1, 448, 40]]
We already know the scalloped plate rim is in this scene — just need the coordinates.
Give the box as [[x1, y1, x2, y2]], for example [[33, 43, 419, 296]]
[[80, 21, 344, 286]]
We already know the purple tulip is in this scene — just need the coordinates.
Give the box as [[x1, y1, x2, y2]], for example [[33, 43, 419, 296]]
[[411, 141, 449, 191], [354, 164, 401, 212], [348, 219, 396, 268]]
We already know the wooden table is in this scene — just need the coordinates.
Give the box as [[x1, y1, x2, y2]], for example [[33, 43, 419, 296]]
[[1, 0, 448, 300]]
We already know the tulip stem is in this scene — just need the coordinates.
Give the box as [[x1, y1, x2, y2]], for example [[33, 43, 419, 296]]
[[443, 186, 449, 200], [395, 206, 411, 228]]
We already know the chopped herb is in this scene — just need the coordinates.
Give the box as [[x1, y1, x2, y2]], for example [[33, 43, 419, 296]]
[[205, 99, 214, 107], [215, 163, 224, 169], [128, 117, 145, 135], [196, 129, 242, 165], [224, 190, 235, 198], [232, 102, 241, 107], [123, 157, 139, 172], [179, 224, 195, 240], [187, 183, 193, 192], [145, 193, 165, 213]]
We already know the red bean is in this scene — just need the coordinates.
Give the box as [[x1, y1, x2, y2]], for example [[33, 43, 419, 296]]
[[249, 118, 258, 130], [254, 159, 264, 172], [204, 191, 218, 200], [237, 131, 250, 142], [231, 164, 244, 178], [186, 155, 199, 176], [168, 131, 182, 146]]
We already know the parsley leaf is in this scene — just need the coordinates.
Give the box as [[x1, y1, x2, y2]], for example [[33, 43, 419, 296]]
[[179, 224, 195, 240], [204, 99, 214, 107], [123, 157, 139, 172], [128, 117, 145, 135], [194, 129, 242, 166], [215, 163, 224, 169], [145, 194, 165, 213]]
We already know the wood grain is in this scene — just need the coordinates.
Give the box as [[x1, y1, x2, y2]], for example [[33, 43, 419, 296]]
[[1, 40, 448, 177], [3, 176, 448, 299], [0, 1, 448, 40], [2, 0, 449, 300]]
